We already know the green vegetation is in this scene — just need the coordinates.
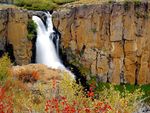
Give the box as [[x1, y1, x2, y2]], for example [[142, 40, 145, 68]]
[[91, 28, 97, 34], [14, 0, 76, 10], [108, 0, 116, 4], [27, 20, 37, 40], [123, 0, 131, 11], [87, 77, 150, 105], [0, 54, 11, 85], [53, 0, 75, 4], [134, 0, 141, 6]]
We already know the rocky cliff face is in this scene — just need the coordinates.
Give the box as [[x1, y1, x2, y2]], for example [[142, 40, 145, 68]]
[[0, 2, 150, 85], [0, 8, 32, 65], [53, 2, 150, 84]]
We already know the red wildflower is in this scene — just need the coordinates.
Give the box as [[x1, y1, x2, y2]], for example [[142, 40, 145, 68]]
[[85, 108, 91, 113], [87, 91, 94, 97]]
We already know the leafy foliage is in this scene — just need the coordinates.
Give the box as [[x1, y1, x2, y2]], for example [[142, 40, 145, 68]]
[[98, 86, 143, 113], [27, 20, 37, 40], [88, 77, 150, 107]]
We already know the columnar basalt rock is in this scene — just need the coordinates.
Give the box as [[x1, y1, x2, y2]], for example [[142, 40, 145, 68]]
[[53, 2, 150, 84], [0, 2, 150, 85], [7, 9, 32, 65], [0, 8, 32, 65]]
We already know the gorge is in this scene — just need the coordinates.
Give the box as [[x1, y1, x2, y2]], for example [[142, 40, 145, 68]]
[[0, 1, 150, 112]]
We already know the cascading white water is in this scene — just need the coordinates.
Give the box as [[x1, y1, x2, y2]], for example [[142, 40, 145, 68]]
[[32, 12, 75, 78], [32, 13, 65, 69]]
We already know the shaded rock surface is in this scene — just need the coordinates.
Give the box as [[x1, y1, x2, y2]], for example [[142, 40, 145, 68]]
[[53, 2, 150, 84], [0, 9, 7, 56]]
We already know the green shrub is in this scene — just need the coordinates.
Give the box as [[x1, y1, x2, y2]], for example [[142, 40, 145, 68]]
[[27, 20, 37, 40], [14, 0, 57, 10], [98, 85, 143, 113], [87, 77, 150, 106], [0, 54, 11, 85], [52, 0, 75, 4], [14, 0, 76, 10], [134, 0, 141, 6]]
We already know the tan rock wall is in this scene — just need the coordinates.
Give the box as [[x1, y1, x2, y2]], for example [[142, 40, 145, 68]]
[[7, 9, 32, 65], [53, 2, 150, 84], [0, 8, 32, 65]]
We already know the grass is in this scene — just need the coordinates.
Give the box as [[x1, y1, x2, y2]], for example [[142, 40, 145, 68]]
[[87, 77, 150, 105], [0, 54, 11, 85], [14, 0, 57, 10], [13, 0, 144, 10], [14, 0, 76, 10]]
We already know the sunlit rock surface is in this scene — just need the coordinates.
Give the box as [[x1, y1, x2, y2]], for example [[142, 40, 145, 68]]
[[53, 2, 150, 84]]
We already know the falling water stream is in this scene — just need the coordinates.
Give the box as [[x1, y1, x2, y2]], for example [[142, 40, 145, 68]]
[[32, 12, 75, 78], [32, 12, 64, 69]]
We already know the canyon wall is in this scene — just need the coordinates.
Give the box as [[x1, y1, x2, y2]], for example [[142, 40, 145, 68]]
[[0, 8, 32, 65], [0, 2, 150, 84], [53, 2, 150, 84]]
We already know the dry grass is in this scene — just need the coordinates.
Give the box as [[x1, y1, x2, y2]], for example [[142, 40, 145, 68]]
[[76, 0, 139, 4], [61, 0, 147, 7]]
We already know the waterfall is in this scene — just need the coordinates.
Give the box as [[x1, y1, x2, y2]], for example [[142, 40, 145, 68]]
[[32, 13, 64, 69], [32, 12, 75, 78]]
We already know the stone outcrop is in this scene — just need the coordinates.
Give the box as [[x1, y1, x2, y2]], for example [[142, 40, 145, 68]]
[[11, 64, 65, 107], [53, 2, 150, 84], [0, 8, 32, 65], [7, 9, 32, 65], [12, 64, 64, 83]]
